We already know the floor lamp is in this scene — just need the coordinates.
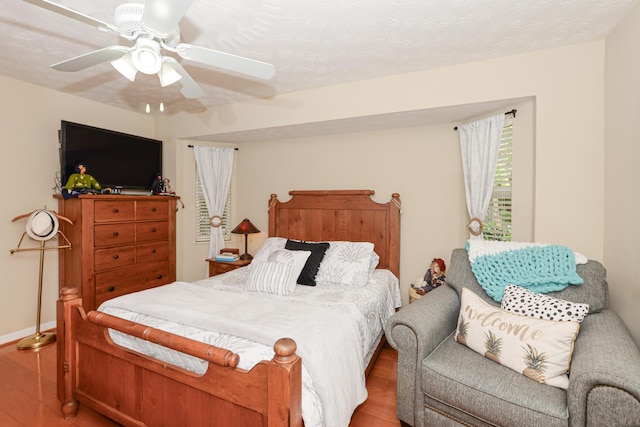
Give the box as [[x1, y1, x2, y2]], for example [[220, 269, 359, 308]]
[[10, 209, 73, 351]]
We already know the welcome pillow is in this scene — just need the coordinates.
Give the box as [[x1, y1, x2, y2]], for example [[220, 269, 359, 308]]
[[455, 287, 580, 389]]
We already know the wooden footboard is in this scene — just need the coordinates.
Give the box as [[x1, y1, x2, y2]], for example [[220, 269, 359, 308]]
[[57, 287, 303, 427]]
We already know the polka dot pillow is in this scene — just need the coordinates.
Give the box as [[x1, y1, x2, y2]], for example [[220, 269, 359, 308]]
[[500, 284, 589, 323]]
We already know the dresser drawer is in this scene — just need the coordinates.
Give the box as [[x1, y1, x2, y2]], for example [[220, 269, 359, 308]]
[[136, 200, 169, 220], [94, 201, 135, 222], [95, 245, 136, 271], [136, 221, 168, 242], [95, 223, 136, 247], [136, 241, 169, 263], [95, 261, 172, 307]]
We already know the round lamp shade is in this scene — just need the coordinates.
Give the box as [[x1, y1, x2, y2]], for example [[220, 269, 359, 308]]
[[26, 209, 59, 241]]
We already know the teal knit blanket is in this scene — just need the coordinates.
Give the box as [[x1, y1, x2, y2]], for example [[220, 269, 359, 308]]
[[465, 241, 584, 302]]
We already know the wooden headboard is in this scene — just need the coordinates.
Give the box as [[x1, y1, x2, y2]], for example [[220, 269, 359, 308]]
[[267, 190, 401, 278]]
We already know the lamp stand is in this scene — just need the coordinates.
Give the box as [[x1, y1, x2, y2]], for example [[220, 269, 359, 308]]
[[239, 234, 253, 260], [17, 241, 56, 351]]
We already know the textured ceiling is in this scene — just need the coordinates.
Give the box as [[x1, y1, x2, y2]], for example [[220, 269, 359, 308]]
[[1, 0, 638, 133]]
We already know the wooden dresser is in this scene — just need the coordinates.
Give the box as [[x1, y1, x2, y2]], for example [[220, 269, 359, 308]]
[[56, 194, 177, 311]]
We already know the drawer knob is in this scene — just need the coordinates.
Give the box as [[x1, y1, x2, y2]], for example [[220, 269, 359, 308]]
[[157, 274, 163, 280], [151, 249, 156, 253], [151, 207, 157, 212], [113, 231, 119, 236], [151, 228, 157, 232], [108, 286, 115, 292], [113, 255, 119, 259], [113, 208, 119, 213]]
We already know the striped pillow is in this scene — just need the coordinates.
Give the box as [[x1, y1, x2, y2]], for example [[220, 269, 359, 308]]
[[268, 249, 311, 292], [246, 261, 293, 296]]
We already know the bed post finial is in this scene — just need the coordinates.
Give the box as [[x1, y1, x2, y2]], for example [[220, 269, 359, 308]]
[[273, 338, 298, 365], [269, 194, 278, 209], [391, 193, 401, 209]]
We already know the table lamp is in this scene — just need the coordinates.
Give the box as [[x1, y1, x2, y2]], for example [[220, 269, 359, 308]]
[[231, 218, 260, 260]]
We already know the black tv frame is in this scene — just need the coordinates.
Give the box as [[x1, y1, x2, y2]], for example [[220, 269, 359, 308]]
[[60, 121, 162, 192]]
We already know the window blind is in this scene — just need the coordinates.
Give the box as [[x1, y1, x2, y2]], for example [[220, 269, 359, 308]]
[[483, 123, 512, 241]]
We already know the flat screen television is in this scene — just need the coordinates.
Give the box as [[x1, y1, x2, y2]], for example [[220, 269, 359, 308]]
[[60, 120, 162, 192]]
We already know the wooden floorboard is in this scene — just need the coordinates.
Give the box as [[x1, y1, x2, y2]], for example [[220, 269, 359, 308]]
[[0, 337, 400, 426]]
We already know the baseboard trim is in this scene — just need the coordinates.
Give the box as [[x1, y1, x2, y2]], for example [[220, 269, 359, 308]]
[[0, 321, 57, 346]]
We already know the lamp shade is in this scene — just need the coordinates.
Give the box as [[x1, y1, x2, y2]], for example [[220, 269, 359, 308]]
[[231, 218, 260, 235]]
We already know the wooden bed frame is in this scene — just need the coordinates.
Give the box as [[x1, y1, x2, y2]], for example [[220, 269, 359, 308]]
[[57, 190, 401, 426]]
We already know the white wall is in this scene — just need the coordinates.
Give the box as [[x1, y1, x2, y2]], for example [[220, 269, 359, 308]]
[[0, 76, 155, 342], [604, 4, 640, 345], [4, 36, 631, 344], [159, 41, 606, 308]]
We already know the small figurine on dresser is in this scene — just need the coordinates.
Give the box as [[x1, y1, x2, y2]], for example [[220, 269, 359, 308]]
[[151, 174, 165, 195], [411, 257, 447, 296], [162, 178, 173, 194], [62, 163, 111, 199], [151, 175, 176, 196]]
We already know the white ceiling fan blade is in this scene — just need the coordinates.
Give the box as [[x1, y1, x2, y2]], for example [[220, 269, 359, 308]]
[[163, 57, 204, 98], [176, 43, 275, 80], [142, 0, 194, 37], [23, 0, 121, 34], [52, 46, 130, 72]]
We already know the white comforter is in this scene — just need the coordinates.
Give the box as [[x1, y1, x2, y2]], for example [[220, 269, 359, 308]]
[[99, 268, 401, 427]]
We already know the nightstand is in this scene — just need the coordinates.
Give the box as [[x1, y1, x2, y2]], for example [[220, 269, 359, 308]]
[[207, 258, 252, 277]]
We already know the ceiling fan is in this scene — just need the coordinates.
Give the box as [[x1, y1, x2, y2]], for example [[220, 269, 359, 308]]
[[23, 0, 276, 99]]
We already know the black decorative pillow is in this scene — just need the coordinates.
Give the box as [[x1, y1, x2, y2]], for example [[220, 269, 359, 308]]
[[284, 240, 330, 285]]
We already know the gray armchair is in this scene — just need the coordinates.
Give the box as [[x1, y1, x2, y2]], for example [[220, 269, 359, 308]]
[[385, 248, 640, 427]]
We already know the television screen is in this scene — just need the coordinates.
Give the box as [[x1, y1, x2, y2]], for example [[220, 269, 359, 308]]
[[60, 121, 162, 191]]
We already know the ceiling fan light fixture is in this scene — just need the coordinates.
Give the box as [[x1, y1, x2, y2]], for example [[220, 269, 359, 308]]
[[131, 38, 162, 75], [27, 0, 274, 103], [158, 61, 182, 87], [111, 53, 138, 81]]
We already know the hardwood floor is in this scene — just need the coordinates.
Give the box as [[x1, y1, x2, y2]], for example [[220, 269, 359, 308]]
[[0, 338, 400, 427], [351, 343, 402, 427]]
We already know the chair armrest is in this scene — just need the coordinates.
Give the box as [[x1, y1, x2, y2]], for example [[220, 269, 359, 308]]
[[384, 284, 460, 426], [568, 310, 640, 427]]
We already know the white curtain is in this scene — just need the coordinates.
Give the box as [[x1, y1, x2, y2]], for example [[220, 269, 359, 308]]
[[193, 146, 234, 258], [458, 113, 505, 239]]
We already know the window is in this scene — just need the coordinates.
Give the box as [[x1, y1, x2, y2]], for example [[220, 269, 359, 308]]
[[483, 123, 512, 241], [195, 170, 232, 242]]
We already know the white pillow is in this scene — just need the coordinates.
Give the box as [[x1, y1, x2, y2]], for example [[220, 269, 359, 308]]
[[369, 251, 380, 275], [268, 249, 311, 292], [250, 237, 287, 267], [455, 287, 580, 389], [315, 241, 377, 287], [246, 261, 292, 296], [501, 284, 589, 322]]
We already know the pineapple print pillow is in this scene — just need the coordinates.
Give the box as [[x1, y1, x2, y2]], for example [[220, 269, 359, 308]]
[[455, 287, 580, 389]]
